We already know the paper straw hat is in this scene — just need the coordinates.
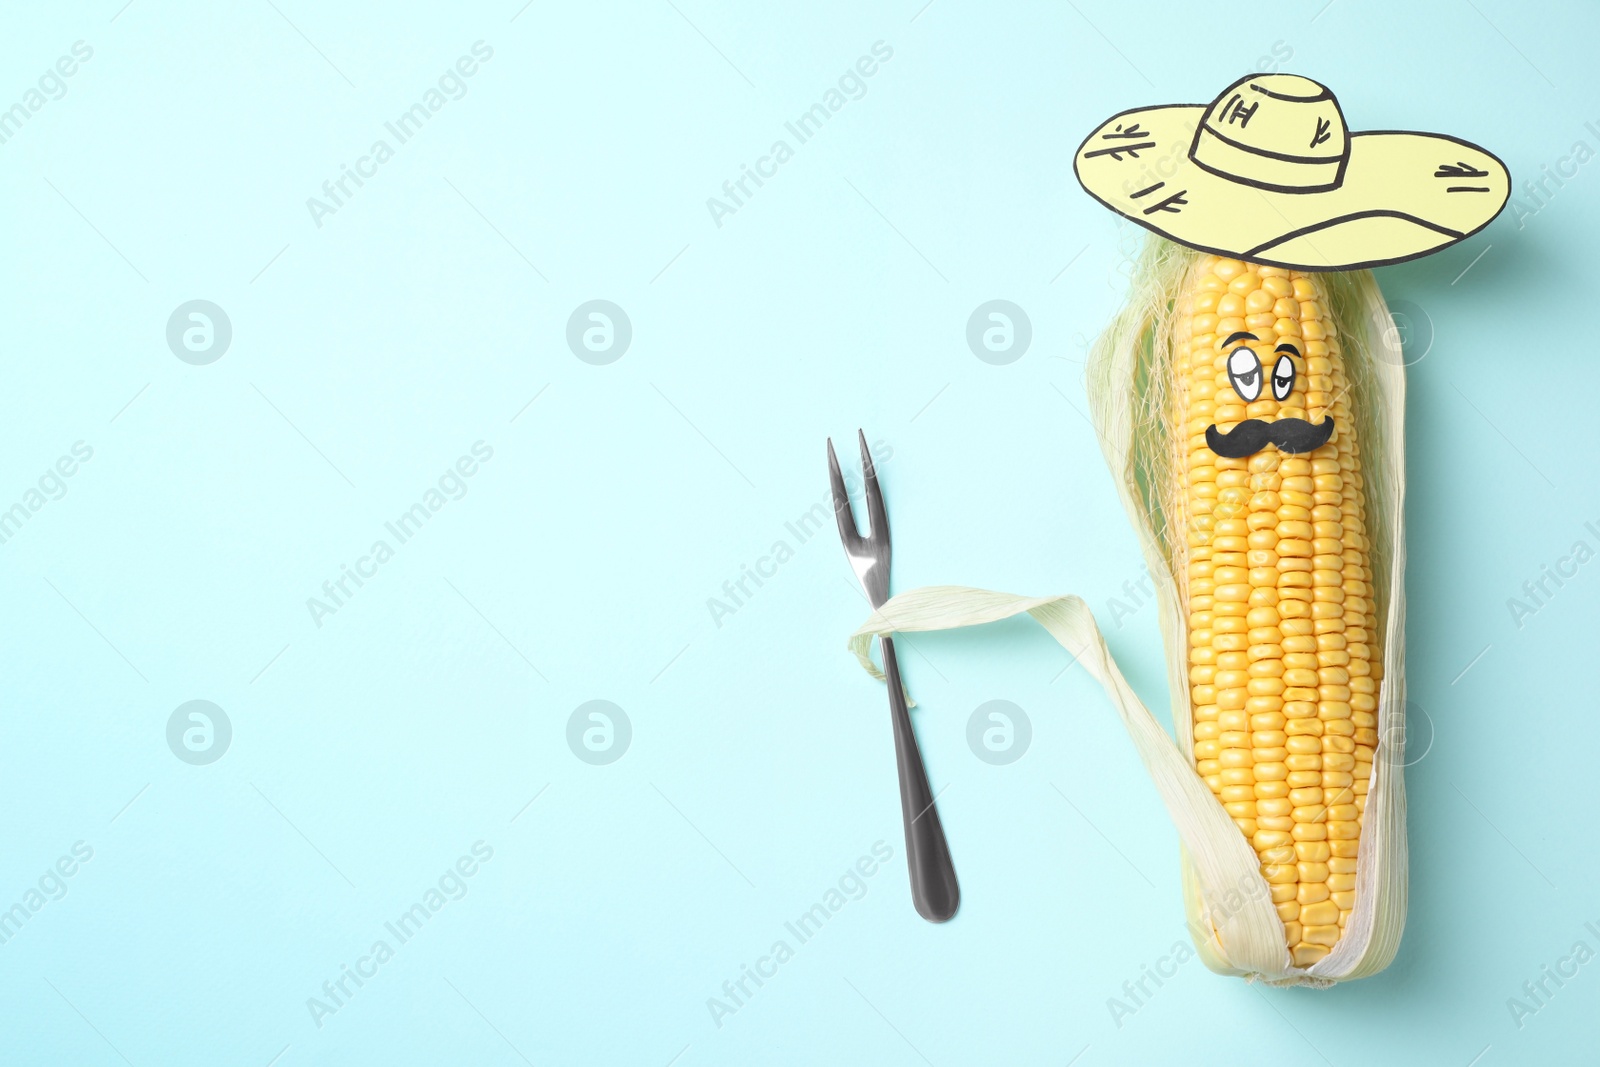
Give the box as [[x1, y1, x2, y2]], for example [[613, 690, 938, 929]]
[[1074, 73, 1510, 270]]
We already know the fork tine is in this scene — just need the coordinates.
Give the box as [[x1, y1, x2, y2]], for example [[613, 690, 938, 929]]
[[826, 437, 862, 548], [858, 429, 889, 546]]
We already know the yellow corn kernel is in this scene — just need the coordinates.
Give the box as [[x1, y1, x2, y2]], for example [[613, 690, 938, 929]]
[[1263, 864, 1298, 884], [1294, 841, 1330, 862], [1300, 901, 1339, 926], [1297, 882, 1331, 905], [1293, 943, 1330, 966], [1297, 862, 1330, 882], [1302, 925, 1342, 947]]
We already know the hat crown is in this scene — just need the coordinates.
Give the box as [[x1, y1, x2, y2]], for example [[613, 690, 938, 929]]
[[1190, 74, 1350, 193]]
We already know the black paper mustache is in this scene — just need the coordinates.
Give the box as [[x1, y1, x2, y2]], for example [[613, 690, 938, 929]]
[[1205, 416, 1335, 458]]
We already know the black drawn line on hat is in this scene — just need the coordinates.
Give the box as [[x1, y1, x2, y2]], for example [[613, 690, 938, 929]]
[[1202, 123, 1344, 166], [1102, 123, 1148, 140], [1248, 186, 1332, 262], [1142, 190, 1187, 215], [1130, 182, 1165, 198], [1311, 117, 1332, 148], [1188, 141, 1350, 195], [1083, 142, 1155, 160], [1220, 94, 1259, 127], [1189, 122, 1352, 194], [1248, 80, 1332, 103], [1447, 186, 1492, 193], [1246, 209, 1464, 257], [1436, 161, 1489, 178]]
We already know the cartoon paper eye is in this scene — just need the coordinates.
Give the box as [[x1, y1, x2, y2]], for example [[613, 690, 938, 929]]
[[1227, 348, 1262, 402], [1271, 353, 1296, 401]]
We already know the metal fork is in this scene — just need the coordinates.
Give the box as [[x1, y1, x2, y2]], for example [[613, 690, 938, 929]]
[[828, 430, 959, 923]]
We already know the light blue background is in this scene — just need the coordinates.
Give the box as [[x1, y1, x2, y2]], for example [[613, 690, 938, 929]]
[[2, 1, 1596, 1064]]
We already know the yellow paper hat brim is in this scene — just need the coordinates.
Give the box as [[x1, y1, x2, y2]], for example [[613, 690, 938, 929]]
[[1075, 102, 1510, 271]]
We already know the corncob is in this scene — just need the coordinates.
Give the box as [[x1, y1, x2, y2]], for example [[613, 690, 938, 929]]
[[1173, 255, 1380, 967], [845, 236, 1411, 983]]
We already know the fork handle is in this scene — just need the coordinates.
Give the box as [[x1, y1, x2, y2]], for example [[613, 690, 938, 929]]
[[881, 636, 960, 923]]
